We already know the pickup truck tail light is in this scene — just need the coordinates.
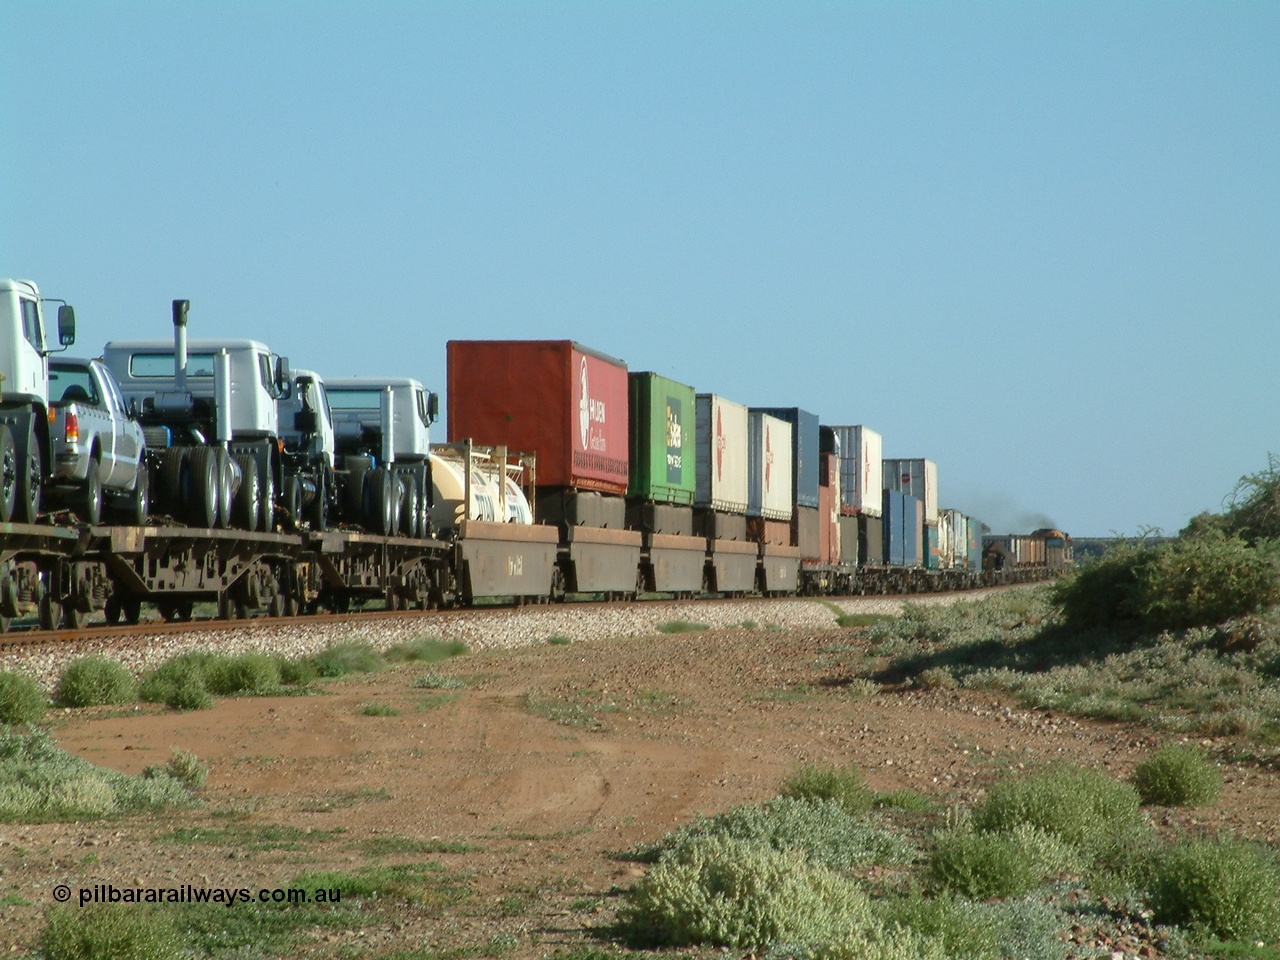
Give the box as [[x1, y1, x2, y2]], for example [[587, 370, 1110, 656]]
[[65, 411, 79, 444]]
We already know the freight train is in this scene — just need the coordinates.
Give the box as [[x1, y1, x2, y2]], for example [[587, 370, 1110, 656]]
[[0, 284, 1069, 630]]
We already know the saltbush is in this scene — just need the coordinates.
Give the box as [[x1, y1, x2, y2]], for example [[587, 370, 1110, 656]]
[[0, 729, 191, 822], [0, 670, 47, 725], [42, 904, 184, 960], [202, 653, 280, 696], [619, 835, 876, 949], [635, 797, 915, 872], [877, 893, 1066, 960], [384, 637, 467, 663], [1131, 745, 1222, 807], [928, 824, 1079, 899], [781, 763, 875, 816], [972, 766, 1149, 867], [54, 656, 137, 707], [1145, 838, 1280, 941], [139, 655, 213, 711], [313, 642, 383, 677], [144, 747, 208, 790]]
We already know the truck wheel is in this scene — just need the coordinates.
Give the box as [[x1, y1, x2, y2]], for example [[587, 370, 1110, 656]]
[[284, 475, 303, 530], [187, 447, 218, 528], [309, 470, 328, 531], [214, 448, 235, 529], [79, 455, 104, 524], [14, 420, 41, 523], [258, 467, 275, 533], [343, 465, 368, 526], [160, 449, 188, 518], [128, 463, 150, 526], [367, 468, 393, 536], [0, 424, 16, 523], [233, 455, 260, 531], [403, 481, 420, 538]]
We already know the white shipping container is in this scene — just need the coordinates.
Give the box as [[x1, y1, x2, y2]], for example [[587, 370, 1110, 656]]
[[937, 510, 955, 570], [830, 425, 883, 517], [696, 394, 750, 513], [883, 458, 938, 523], [748, 412, 793, 520]]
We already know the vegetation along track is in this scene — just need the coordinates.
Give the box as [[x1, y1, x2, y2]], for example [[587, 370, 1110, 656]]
[[0, 588, 1013, 692]]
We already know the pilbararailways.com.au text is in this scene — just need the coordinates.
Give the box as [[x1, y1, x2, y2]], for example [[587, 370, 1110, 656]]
[[62, 884, 343, 907]]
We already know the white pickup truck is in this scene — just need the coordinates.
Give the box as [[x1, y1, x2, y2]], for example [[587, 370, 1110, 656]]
[[48, 358, 148, 524]]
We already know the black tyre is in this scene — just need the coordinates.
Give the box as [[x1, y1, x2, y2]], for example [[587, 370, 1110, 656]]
[[15, 420, 40, 523], [0, 424, 16, 522], [366, 468, 393, 536], [160, 448, 188, 518], [104, 596, 121, 625], [214, 447, 235, 529], [258, 464, 275, 532], [122, 598, 141, 624], [309, 470, 328, 531], [79, 455, 104, 524], [343, 464, 368, 526], [127, 463, 150, 526], [284, 475, 304, 530], [403, 480, 420, 538], [232, 454, 260, 531], [187, 447, 218, 528]]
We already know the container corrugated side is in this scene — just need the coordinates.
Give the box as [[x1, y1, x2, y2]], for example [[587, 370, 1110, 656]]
[[695, 394, 749, 514], [448, 340, 630, 494], [755, 407, 819, 508], [903, 495, 923, 567], [747, 412, 793, 520], [882, 458, 938, 523], [967, 516, 982, 570], [882, 489, 905, 566], [820, 452, 840, 565], [628, 372, 697, 505], [830, 425, 882, 517], [937, 511, 955, 570], [924, 521, 939, 570]]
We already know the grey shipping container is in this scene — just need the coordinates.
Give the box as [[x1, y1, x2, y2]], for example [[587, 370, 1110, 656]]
[[829, 425, 883, 517], [882, 458, 938, 524]]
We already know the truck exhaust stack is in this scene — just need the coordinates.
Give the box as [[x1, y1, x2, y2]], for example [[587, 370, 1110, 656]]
[[172, 299, 189, 393]]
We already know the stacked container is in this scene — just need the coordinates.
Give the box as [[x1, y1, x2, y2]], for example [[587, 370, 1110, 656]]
[[747, 411, 794, 521], [628, 372, 696, 505], [755, 407, 819, 509], [882, 490, 906, 566], [828, 425, 883, 517], [882, 459, 938, 523], [695, 394, 749, 520]]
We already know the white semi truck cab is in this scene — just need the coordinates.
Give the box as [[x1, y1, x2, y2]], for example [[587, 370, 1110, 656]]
[[103, 299, 319, 532], [325, 377, 439, 537], [0, 278, 77, 522]]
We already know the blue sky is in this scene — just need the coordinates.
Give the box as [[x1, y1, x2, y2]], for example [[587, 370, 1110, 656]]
[[3, 1, 1277, 536]]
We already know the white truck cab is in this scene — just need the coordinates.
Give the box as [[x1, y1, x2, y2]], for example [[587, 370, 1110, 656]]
[[0, 278, 77, 522], [325, 377, 439, 538], [102, 300, 312, 532]]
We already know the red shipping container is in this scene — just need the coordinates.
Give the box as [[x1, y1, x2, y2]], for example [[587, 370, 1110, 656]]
[[448, 341, 630, 495]]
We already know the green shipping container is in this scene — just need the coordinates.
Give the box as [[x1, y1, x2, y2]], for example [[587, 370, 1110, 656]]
[[628, 372, 697, 505]]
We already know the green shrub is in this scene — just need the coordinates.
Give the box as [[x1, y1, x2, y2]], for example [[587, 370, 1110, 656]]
[[1131, 745, 1222, 806], [1145, 838, 1280, 941], [0, 729, 191, 822], [877, 892, 1066, 960], [202, 653, 280, 695], [972, 765, 1149, 866], [619, 835, 877, 949], [657, 620, 709, 634], [276, 655, 317, 686], [411, 672, 466, 690], [0, 671, 47, 725], [144, 748, 208, 790], [929, 824, 1079, 899], [42, 904, 184, 960], [1139, 534, 1280, 631], [313, 642, 383, 677], [1053, 534, 1280, 633], [359, 702, 400, 717], [384, 637, 467, 663], [781, 763, 874, 816], [54, 657, 137, 707], [635, 797, 914, 872], [139, 655, 213, 711]]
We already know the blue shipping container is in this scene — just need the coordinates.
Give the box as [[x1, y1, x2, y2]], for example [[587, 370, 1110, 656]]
[[882, 489, 906, 566], [755, 407, 820, 509], [902, 495, 922, 567], [924, 522, 939, 570]]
